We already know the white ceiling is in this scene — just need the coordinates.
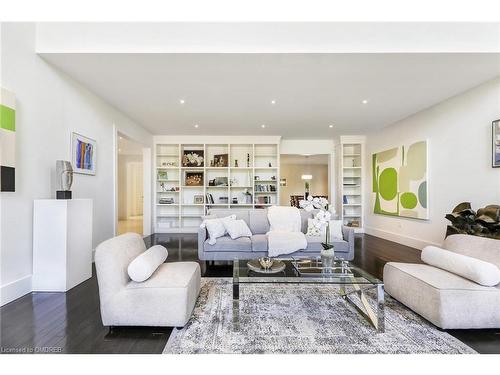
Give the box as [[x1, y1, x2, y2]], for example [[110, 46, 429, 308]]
[[41, 53, 500, 138]]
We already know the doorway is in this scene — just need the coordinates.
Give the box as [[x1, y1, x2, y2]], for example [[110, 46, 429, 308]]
[[117, 133, 144, 235], [279, 154, 329, 207]]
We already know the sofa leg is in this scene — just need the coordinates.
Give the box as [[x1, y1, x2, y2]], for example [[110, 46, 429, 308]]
[[108, 326, 114, 334]]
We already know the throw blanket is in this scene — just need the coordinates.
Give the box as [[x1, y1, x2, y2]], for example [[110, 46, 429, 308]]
[[267, 206, 307, 257]]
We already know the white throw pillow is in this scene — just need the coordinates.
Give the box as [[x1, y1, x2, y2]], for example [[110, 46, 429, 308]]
[[306, 219, 343, 241], [223, 219, 253, 240], [201, 215, 236, 245], [328, 220, 344, 241], [127, 245, 168, 282], [306, 218, 322, 236], [421, 245, 500, 287]]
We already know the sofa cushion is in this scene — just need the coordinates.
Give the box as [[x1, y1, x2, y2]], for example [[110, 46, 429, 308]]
[[251, 234, 268, 252], [127, 262, 199, 289], [421, 245, 500, 287], [384, 262, 500, 329], [249, 209, 270, 234], [204, 235, 252, 252], [127, 245, 168, 282], [207, 209, 250, 226]]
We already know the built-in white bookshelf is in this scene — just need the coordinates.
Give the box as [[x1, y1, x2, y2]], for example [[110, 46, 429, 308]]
[[340, 137, 365, 233], [154, 142, 279, 233]]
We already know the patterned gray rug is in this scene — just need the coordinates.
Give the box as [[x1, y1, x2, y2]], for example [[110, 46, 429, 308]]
[[164, 278, 476, 354]]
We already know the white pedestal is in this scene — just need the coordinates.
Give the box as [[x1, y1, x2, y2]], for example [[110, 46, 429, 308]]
[[33, 199, 93, 292]]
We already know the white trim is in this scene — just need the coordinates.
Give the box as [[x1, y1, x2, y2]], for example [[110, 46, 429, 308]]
[[142, 147, 152, 236], [1, 275, 32, 306], [364, 226, 440, 250]]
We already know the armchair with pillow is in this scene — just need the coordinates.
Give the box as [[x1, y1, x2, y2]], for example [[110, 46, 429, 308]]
[[384, 234, 500, 329], [95, 233, 201, 328]]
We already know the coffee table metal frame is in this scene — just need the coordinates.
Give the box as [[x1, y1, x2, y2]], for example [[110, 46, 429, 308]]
[[232, 258, 385, 333]]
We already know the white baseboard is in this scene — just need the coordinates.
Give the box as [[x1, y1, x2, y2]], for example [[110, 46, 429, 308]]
[[364, 226, 441, 250], [1, 275, 32, 306]]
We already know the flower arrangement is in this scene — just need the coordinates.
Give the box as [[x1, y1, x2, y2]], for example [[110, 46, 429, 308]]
[[300, 196, 336, 246]]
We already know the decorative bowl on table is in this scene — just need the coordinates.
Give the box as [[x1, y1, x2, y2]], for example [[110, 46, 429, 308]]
[[247, 258, 286, 274]]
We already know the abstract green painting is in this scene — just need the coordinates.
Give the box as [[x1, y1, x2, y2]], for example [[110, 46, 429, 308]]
[[372, 141, 428, 219]]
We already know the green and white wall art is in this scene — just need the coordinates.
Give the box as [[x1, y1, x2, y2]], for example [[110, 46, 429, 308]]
[[0, 88, 16, 192], [372, 140, 428, 220]]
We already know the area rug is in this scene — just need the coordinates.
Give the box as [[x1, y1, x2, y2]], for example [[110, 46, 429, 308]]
[[164, 278, 476, 354]]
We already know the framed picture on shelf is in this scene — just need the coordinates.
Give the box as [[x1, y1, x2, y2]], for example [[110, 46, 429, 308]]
[[194, 195, 204, 204], [182, 150, 204, 167], [214, 153, 228, 167], [493, 119, 500, 168], [214, 177, 228, 186], [185, 172, 204, 186], [71, 132, 96, 175]]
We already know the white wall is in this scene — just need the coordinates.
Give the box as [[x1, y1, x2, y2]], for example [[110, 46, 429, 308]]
[[365, 77, 500, 249], [0, 23, 153, 305]]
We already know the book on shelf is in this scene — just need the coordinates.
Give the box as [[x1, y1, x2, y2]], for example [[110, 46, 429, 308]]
[[255, 184, 276, 192], [205, 193, 215, 204], [343, 195, 348, 204]]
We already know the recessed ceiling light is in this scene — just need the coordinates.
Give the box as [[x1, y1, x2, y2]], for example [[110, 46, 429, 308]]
[[180, 99, 185, 104], [261, 124, 266, 128], [362, 99, 369, 104], [329, 124, 334, 128], [271, 100, 276, 105], [118, 148, 122, 152], [194, 124, 199, 128]]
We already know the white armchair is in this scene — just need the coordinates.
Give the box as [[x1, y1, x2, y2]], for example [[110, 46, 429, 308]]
[[95, 233, 201, 328]]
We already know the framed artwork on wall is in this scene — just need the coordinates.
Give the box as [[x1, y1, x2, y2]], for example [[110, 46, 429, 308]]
[[493, 119, 500, 168], [0, 88, 16, 192], [72, 132, 96, 175], [372, 140, 428, 220]]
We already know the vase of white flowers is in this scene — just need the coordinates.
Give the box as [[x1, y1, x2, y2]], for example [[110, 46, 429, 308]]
[[299, 196, 336, 269]]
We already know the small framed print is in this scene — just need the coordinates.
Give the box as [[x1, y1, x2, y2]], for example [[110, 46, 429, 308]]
[[493, 120, 500, 168], [194, 195, 204, 204], [72, 132, 96, 175]]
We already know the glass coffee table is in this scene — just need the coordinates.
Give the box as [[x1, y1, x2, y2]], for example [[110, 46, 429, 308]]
[[232, 257, 385, 333]]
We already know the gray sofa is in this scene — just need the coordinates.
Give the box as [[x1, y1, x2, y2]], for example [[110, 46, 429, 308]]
[[197, 208, 355, 261]]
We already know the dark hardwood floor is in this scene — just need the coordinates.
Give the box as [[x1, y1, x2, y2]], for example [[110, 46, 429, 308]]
[[1, 234, 498, 354]]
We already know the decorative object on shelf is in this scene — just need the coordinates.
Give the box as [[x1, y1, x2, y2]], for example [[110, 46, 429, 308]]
[[246, 258, 286, 274], [234, 159, 238, 167], [208, 178, 216, 186], [210, 160, 215, 167], [243, 189, 252, 204], [493, 119, 500, 168], [182, 150, 204, 167], [229, 177, 238, 186], [205, 193, 215, 204], [351, 158, 356, 167], [1, 87, 16, 192], [56, 160, 73, 199], [159, 197, 175, 204], [194, 195, 204, 204], [280, 178, 287, 186], [157, 170, 168, 180], [254, 175, 260, 181], [372, 140, 428, 219], [185, 172, 204, 186], [72, 132, 96, 175], [268, 162, 272, 167], [166, 161, 176, 167], [343, 195, 348, 204], [445, 202, 500, 239], [271, 175, 276, 180], [232, 197, 238, 204], [247, 153, 250, 167], [214, 153, 228, 167], [219, 196, 229, 204], [214, 176, 228, 186]]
